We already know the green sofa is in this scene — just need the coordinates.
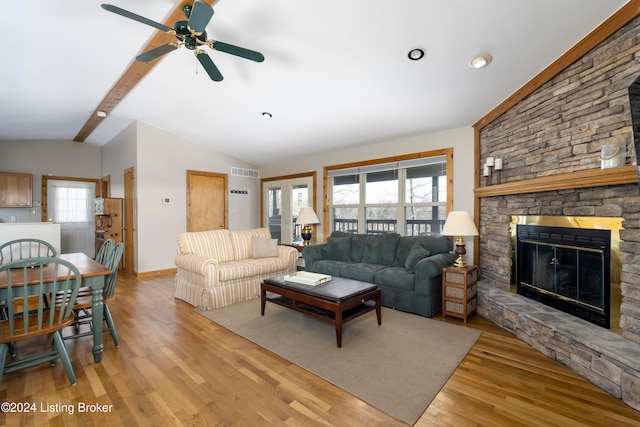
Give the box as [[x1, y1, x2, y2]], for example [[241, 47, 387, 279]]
[[302, 231, 457, 317]]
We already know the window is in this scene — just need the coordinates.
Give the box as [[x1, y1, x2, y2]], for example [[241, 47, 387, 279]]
[[327, 150, 452, 236], [53, 186, 92, 223]]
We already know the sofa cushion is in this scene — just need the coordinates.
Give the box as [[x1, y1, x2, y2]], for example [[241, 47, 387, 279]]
[[327, 236, 352, 262], [405, 242, 431, 273], [374, 267, 416, 291], [177, 229, 235, 262], [218, 257, 290, 281], [392, 235, 454, 267], [313, 259, 351, 276], [361, 233, 400, 266], [350, 234, 368, 262], [329, 231, 366, 262], [338, 263, 386, 283], [252, 237, 278, 258], [230, 228, 271, 260], [393, 236, 423, 267]]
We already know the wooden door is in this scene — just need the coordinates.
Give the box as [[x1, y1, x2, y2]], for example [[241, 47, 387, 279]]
[[124, 167, 135, 275], [187, 170, 228, 232], [41, 176, 99, 256]]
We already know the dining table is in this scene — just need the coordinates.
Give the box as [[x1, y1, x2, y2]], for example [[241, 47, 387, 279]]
[[0, 252, 111, 363]]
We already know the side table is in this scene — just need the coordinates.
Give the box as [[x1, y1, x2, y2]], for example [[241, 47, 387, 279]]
[[284, 244, 305, 270], [442, 265, 479, 323]]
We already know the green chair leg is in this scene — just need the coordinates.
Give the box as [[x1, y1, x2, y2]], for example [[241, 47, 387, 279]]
[[0, 343, 8, 382], [103, 305, 119, 347], [51, 331, 76, 385]]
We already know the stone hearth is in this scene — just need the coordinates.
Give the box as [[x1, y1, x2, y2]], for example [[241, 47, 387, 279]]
[[477, 282, 640, 410]]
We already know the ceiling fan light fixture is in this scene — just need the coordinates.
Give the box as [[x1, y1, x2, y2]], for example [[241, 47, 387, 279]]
[[469, 53, 492, 69], [408, 48, 425, 61], [96, 111, 107, 118], [262, 112, 272, 118]]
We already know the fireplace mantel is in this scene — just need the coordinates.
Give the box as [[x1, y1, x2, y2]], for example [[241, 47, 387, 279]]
[[475, 165, 638, 198]]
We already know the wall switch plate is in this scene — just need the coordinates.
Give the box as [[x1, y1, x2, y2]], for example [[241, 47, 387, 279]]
[[162, 197, 171, 205]]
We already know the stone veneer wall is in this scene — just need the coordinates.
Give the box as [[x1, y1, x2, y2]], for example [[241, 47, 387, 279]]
[[476, 14, 640, 409]]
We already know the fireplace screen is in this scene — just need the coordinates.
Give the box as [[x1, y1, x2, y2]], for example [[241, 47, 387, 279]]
[[516, 225, 610, 328]]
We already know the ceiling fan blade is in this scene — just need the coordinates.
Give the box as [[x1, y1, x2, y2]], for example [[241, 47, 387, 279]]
[[136, 43, 179, 62], [101, 4, 172, 32], [212, 41, 265, 62], [188, 1, 214, 35], [196, 51, 223, 81]]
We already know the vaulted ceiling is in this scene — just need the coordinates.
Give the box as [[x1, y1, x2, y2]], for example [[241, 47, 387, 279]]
[[0, 1, 629, 165]]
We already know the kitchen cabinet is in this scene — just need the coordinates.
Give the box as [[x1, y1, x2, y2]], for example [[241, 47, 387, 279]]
[[0, 172, 32, 207]]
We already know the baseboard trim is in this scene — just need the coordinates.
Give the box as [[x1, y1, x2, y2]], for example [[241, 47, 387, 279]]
[[136, 268, 177, 279]]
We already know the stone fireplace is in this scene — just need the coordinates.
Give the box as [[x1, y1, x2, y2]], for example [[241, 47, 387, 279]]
[[472, 8, 640, 411]]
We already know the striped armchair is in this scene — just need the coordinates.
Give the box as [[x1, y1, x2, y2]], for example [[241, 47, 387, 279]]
[[174, 228, 298, 310]]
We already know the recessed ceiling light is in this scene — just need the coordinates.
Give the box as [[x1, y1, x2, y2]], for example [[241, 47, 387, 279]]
[[96, 110, 107, 118], [407, 48, 425, 61], [262, 112, 272, 118], [469, 53, 492, 69]]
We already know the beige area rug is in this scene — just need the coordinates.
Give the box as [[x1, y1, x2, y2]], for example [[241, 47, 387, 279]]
[[196, 298, 481, 425]]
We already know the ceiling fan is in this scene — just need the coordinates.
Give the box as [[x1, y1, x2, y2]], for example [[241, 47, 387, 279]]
[[101, 1, 264, 81]]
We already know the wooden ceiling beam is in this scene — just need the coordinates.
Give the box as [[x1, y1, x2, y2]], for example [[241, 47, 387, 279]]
[[74, 0, 217, 142]]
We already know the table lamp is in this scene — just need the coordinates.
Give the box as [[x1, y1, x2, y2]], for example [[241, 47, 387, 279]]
[[297, 207, 320, 246], [441, 211, 479, 268]]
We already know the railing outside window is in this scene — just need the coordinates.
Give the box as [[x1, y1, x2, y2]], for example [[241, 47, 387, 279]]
[[333, 218, 444, 235]]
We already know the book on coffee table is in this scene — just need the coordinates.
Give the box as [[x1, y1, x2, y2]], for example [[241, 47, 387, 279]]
[[284, 271, 332, 286]]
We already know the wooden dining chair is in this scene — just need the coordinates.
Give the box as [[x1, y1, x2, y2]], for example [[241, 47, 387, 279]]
[[0, 238, 58, 357], [0, 257, 82, 385], [61, 242, 124, 347], [94, 238, 115, 266], [0, 238, 57, 264]]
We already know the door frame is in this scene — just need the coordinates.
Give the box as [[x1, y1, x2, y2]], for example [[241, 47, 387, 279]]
[[99, 175, 111, 198], [261, 171, 317, 243], [124, 167, 135, 275]]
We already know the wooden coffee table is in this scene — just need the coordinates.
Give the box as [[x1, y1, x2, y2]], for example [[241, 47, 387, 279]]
[[261, 276, 382, 348]]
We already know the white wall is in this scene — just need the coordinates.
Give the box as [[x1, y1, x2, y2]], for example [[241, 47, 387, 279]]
[[133, 122, 260, 273], [0, 140, 101, 224], [259, 127, 477, 258], [100, 121, 137, 199]]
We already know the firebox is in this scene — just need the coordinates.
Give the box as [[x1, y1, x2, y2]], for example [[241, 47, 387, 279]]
[[514, 217, 624, 329], [516, 224, 610, 328], [509, 215, 623, 333]]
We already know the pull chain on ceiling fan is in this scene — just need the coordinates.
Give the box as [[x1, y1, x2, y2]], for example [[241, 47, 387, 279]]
[[101, 1, 264, 81]]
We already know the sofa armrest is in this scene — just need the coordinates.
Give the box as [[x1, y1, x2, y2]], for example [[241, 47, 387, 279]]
[[301, 243, 327, 272], [277, 245, 300, 272], [413, 252, 457, 295], [175, 253, 220, 275]]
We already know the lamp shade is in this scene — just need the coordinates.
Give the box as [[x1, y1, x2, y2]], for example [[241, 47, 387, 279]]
[[441, 211, 479, 236], [297, 207, 320, 225]]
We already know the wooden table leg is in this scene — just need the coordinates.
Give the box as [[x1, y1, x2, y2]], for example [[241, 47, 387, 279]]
[[375, 290, 382, 325], [335, 308, 343, 348], [260, 285, 266, 316], [90, 278, 105, 363]]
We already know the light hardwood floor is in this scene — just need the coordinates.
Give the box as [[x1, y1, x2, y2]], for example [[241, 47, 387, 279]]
[[1, 273, 639, 426]]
